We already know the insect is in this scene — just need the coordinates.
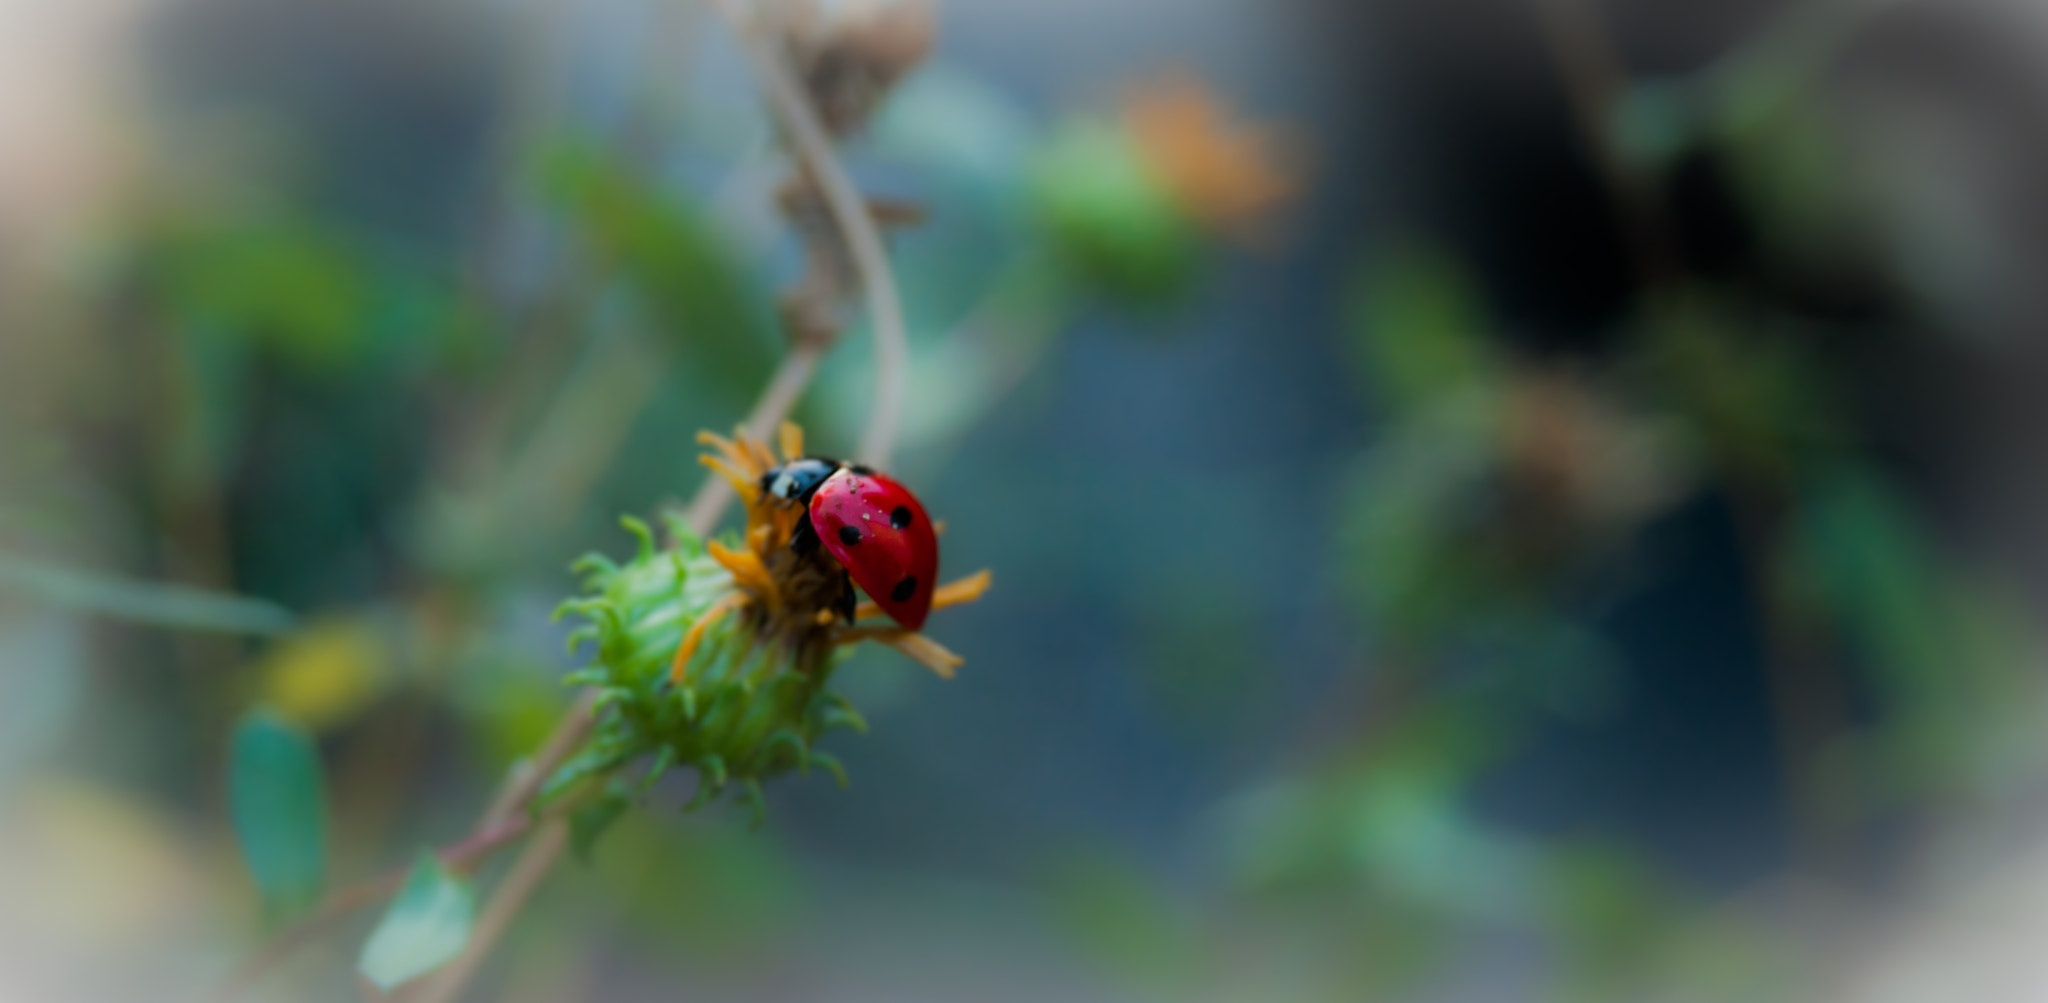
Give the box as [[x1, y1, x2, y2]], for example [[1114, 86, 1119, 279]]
[[760, 457, 939, 631]]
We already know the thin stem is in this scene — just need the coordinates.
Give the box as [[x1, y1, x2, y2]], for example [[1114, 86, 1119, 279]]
[[373, 6, 921, 998], [682, 340, 825, 531], [208, 816, 535, 1002], [711, 0, 910, 468], [213, 343, 827, 1003], [404, 310, 834, 1003], [410, 822, 570, 1003]]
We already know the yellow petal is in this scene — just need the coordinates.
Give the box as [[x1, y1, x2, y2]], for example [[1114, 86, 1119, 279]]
[[698, 455, 761, 504], [708, 539, 780, 610], [699, 429, 766, 479], [931, 569, 993, 610], [747, 518, 777, 559], [854, 569, 991, 621], [885, 632, 963, 678], [738, 428, 779, 473], [778, 421, 805, 462], [670, 591, 747, 684], [833, 626, 962, 678], [696, 429, 746, 468]]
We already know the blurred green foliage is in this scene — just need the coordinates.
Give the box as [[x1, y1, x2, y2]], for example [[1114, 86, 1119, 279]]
[[1344, 243, 1499, 414], [0, 552, 298, 636], [228, 711, 329, 921], [358, 853, 477, 991], [538, 144, 777, 398], [1029, 121, 1201, 307], [6, 4, 2046, 1002]]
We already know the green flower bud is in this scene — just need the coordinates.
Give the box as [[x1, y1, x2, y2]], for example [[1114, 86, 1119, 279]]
[[1029, 119, 1202, 307], [549, 514, 862, 826]]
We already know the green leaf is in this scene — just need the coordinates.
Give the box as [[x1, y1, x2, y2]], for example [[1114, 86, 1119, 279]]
[[228, 710, 328, 919], [537, 144, 774, 401], [358, 853, 477, 991], [1030, 120, 1200, 307], [1345, 243, 1496, 412], [570, 785, 633, 864], [159, 219, 374, 374], [0, 553, 298, 636]]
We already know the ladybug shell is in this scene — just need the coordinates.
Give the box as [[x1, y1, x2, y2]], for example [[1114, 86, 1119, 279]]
[[810, 468, 939, 631]]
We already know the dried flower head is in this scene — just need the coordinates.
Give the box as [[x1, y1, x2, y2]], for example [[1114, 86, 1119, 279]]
[[771, 0, 936, 138], [549, 422, 989, 823], [1122, 71, 1297, 239]]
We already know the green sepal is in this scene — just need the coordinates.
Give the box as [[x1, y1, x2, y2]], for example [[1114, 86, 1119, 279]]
[[537, 745, 629, 811], [568, 552, 619, 580], [640, 746, 677, 794], [684, 754, 729, 813], [809, 751, 849, 789]]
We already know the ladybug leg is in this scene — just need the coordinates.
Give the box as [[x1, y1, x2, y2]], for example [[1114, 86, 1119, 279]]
[[836, 569, 857, 624], [788, 510, 822, 558]]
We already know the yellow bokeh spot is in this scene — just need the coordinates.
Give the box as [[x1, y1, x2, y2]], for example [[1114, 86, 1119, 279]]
[[258, 618, 389, 733]]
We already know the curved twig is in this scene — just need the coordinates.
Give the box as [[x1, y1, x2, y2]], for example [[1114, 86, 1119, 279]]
[[374, 5, 922, 999], [711, 0, 910, 468], [410, 822, 569, 1003], [409, 347, 836, 1003], [682, 339, 827, 531], [213, 345, 830, 1003]]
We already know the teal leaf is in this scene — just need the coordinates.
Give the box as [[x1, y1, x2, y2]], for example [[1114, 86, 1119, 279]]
[[358, 853, 477, 991], [228, 710, 328, 919]]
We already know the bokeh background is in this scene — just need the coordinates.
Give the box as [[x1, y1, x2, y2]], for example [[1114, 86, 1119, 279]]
[[9, 0, 2048, 1000]]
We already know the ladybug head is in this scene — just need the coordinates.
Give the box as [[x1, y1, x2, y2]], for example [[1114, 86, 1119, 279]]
[[760, 457, 844, 506]]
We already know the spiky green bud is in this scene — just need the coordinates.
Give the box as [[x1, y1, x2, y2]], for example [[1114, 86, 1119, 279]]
[[546, 513, 863, 828]]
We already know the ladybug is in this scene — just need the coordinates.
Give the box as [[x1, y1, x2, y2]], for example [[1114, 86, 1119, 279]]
[[761, 457, 939, 631]]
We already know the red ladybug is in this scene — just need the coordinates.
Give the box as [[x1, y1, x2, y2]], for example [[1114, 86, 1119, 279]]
[[761, 458, 939, 631]]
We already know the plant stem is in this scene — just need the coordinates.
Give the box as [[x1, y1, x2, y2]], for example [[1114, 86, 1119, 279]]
[[711, 0, 911, 468], [209, 816, 536, 1002], [410, 822, 570, 1003], [399, 4, 920, 997], [682, 338, 826, 531], [410, 348, 884, 1000]]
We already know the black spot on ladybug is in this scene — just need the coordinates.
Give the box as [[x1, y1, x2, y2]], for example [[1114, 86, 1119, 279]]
[[890, 505, 913, 529], [850, 464, 875, 476], [838, 525, 861, 546], [891, 576, 918, 602]]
